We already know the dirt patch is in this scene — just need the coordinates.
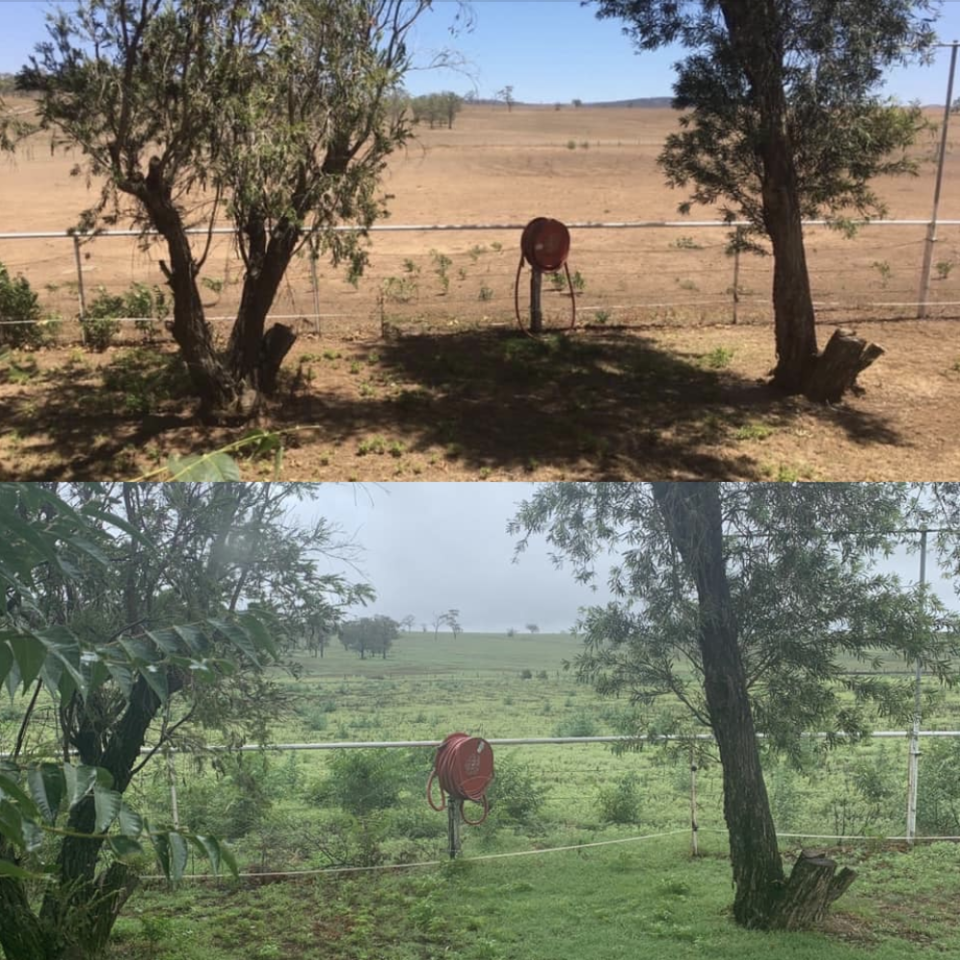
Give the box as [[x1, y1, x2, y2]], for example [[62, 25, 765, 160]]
[[1, 317, 958, 480]]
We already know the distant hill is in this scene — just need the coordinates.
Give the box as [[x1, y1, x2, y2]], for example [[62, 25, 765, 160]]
[[585, 97, 674, 108], [467, 96, 675, 109]]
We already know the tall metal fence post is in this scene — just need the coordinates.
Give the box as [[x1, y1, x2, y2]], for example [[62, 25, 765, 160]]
[[732, 246, 741, 325], [308, 235, 321, 335], [72, 234, 88, 344], [447, 802, 461, 859], [918, 42, 959, 319], [689, 746, 699, 857], [906, 529, 928, 845]]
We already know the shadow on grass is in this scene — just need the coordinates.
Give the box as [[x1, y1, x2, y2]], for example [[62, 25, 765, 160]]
[[0, 328, 904, 479]]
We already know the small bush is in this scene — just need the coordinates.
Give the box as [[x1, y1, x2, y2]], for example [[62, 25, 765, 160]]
[[100, 348, 190, 415], [83, 287, 124, 351], [519, 668, 533, 680], [597, 773, 644, 825], [0, 262, 48, 349], [485, 756, 547, 827], [553, 713, 599, 738], [321, 750, 412, 815]]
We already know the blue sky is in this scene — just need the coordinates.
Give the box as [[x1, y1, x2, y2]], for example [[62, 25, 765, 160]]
[[5, 0, 960, 105]]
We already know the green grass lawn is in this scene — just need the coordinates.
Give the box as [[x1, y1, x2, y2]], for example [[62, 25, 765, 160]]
[[110, 834, 960, 960]]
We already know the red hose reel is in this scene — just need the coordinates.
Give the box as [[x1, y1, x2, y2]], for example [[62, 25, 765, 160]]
[[427, 732, 495, 825], [514, 217, 577, 335]]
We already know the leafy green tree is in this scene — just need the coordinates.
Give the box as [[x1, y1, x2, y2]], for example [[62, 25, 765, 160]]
[[340, 615, 400, 659], [591, 0, 937, 400], [20, 0, 444, 420], [0, 482, 370, 959], [511, 482, 960, 930]]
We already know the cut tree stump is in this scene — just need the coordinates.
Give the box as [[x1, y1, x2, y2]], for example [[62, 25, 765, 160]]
[[804, 328, 884, 403], [770, 849, 857, 930]]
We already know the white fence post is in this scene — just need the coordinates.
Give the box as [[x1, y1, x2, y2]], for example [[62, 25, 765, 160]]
[[906, 529, 928, 845], [71, 234, 88, 344], [918, 42, 959, 320]]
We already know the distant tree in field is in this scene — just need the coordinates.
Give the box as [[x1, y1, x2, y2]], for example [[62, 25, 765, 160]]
[[422, 622, 428, 633], [17, 0, 454, 421], [507, 627, 517, 637], [592, 0, 936, 402], [400, 614, 417, 633], [525, 623, 540, 634], [340, 615, 400, 659], [496, 85, 516, 112], [572, 98, 583, 108], [432, 608, 462, 640], [512, 481, 960, 931]]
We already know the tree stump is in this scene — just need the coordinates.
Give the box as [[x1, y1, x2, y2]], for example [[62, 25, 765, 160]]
[[257, 323, 297, 395], [770, 849, 857, 930], [803, 328, 884, 403]]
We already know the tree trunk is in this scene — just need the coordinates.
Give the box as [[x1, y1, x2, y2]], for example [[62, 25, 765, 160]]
[[133, 161, 245, 420], [227, 221, 300, 396], [651, 483, 855, 930], [0, 858, 58, 960], [803, 329, 884, 403]]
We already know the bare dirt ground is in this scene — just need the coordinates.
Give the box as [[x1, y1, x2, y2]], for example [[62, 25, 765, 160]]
[[2, 102, 960, 480]]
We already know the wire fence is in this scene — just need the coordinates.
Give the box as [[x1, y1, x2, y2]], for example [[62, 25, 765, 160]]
[[131, 728, 960, 879], [3, 219, 960, 345]]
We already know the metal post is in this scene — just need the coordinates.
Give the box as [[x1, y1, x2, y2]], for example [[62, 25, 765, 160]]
[[732, 247, 741, 325], [166, 748, 180, 830], [690, 747, 699, 857], [308, 235, 321, 335], [918, 42, 959, 319], [530, 267, 543, 335], [447, 801, 461, 859], [72, 234, 88, 344], [906, 529, 928, 845]]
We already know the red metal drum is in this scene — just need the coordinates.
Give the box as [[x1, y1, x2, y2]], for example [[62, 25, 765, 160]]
[[521, 217, 571, 272]]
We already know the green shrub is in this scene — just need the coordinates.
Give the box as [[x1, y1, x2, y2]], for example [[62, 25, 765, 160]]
[[100, 347, 190, 415], [916, 738, 960, 836], [553, 713, 599, 738], [597, 773, 644, 824], [83, 282, 169, 350], [0, 262, 48, 349], [320, 750, 413, 815], [485, 756, 546, 827]]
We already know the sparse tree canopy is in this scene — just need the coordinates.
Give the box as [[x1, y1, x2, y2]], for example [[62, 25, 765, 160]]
[[432, 608, 462, 639], [19, 0, 448, 421], [591, 0, 938, 400], [410, 91, 464, 129], [525, 622, 540, 634], [512, 481, 960, 930], [496, 85, 516, 111]]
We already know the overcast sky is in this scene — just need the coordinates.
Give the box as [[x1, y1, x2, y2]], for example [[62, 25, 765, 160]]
[[296, 483, 958, 633]]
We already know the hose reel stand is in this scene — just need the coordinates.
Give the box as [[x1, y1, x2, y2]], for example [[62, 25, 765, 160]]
[[427, 732, 495, 856], [514, 217, 577, 336]]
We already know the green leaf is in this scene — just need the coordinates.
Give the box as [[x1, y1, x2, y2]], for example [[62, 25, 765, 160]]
[[238, 612, 278, 660], [168, 831, 189, 882], [118, 803, 143, 837], [172, 624, 208, 656], [0, 642, 14, 694], [0, 858, 37, 880], [208, 618, 260, 666], [146, 628, 182, 656], [94, 784, 122, 832], [63, 764, 98, 809], [108, 835, 144, 862], [139, 663, 169, 704], [104, 660, 134, 698], [189, 834, 221, 877], [166, 453, 241, 482], [22, 817, 43, 853], [8, 635, 48, 690], [0, 798, 25, 848], [0, 773, 40, 822], [26, 764, 64, 825], [153, 831, 170, 879]]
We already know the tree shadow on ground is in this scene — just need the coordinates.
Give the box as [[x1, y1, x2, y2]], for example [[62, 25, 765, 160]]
[[279, 328, 902, 479], [0, 328, 904, 479]]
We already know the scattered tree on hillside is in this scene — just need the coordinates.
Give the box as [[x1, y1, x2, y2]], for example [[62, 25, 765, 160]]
[[17, 0, 458, 421], [410, 91, 464, 129], [340, 615, 400, 659], [512, 482, 960, 930], [572, 98, 583, 108], [592, 0, 937, 401], [525, 623, 540, 634], [496, 85, 516, 112], [507, 627, 517, 637], [0, 483, 371, 960], [432, 608, 462, 640], [400, 614, 417, 633]]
